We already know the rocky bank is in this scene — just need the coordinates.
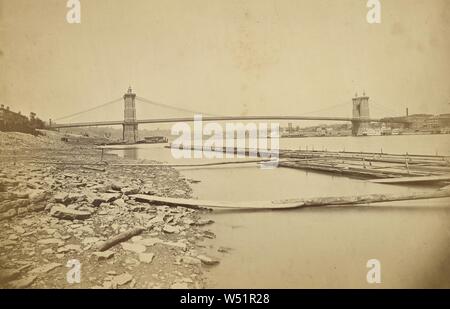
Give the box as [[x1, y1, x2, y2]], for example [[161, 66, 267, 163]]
[[0, 131, 218, 289]]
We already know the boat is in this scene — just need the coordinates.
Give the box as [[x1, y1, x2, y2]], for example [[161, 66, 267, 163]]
[[359, 128, 381, 136], [137, 136, 168, 144]]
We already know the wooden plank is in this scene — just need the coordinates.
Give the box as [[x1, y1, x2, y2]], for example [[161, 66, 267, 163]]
[[369, 175, 450, 184]]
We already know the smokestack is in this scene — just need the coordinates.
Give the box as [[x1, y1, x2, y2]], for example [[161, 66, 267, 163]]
[[406, 107, 409, 117]]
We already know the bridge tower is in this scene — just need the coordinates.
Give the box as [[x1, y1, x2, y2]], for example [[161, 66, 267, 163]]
[[123, 86, 138, 143], [351, 92, 370, 136]]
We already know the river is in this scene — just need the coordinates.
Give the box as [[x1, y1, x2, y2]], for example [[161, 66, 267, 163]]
[[108, 134, 450, 288]]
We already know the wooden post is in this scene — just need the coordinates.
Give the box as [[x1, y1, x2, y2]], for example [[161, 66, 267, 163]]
[[405, 152, 410, 174]]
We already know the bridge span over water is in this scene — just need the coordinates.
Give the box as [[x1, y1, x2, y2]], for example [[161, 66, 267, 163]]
[[50, 87, 411, 143]]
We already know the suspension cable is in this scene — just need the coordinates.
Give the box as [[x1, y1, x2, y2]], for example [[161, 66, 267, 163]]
[[54, 97, 123, 121], [135, 96, 219, 117]]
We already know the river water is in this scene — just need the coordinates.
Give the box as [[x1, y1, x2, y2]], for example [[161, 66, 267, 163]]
[[109, 134, 450, 288]]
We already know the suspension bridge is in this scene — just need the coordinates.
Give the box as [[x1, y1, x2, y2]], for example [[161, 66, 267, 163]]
[[49, 87, 411, 143]]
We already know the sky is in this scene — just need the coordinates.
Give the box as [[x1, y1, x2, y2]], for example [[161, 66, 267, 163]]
[[1, 0, 449, 126]]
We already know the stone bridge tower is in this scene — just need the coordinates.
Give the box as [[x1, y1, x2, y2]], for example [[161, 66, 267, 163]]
[[351, 92, 370, 136], [123, 86, 138, 143]]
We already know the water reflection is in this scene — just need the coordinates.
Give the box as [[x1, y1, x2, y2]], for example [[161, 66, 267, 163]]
[[123, 148, 138, 160]]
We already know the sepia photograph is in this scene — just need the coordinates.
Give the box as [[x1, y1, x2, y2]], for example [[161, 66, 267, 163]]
[[0, 0, 449, 300]]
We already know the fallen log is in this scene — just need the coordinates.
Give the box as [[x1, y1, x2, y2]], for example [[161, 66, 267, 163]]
[[93, 227, 144, 252], [81, 165, 106, 172], [131, 186, 450, 210]]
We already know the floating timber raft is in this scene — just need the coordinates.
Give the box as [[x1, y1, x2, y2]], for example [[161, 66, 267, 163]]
[[167, 145, 450, 184], [131, 185, 450, 210]]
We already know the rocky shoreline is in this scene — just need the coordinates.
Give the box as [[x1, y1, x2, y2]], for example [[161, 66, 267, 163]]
[[0, 131, 218, 289]]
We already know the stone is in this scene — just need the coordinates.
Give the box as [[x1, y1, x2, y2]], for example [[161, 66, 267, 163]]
[[121, 242, 146, 254], [28, 203, 46, 212], [171, 282, 189, 289], [37, 238, 64, 246], [138, 253, 155, 264], [182, 218, 195, 225], [57, 244, 82, 253], [112, 273, 133, 286], [102, 193, 121, 203], [13, 226, 26, 234], [29, 191, 50, 204], [92, 251, 115, 261], [102, 281, 112, 289], [50, 205, 91, 220], [8, 276, 37, 288], [43, 228, 57, 235], [181, 256, 201, 265], [110, 182, 124, 191], [0, 269, 21, 283], [197, 255, 220, 265], [162, 241, 187, 251], [53, 192, 69, 204], [121, 187, 139, 195], [172, 189, 185, 196], [8, 234, 19, 241], [17, 207, 29, 215], [76, 226, 94, 235], [163, 224, 181, 234], [217, 246, 231, 253], [195, 219, 214, 226], [130, 205, 150, 212], [82, 237, 101, 245], [67, 193, 87, 204], [86, 195, 105, 207], [134, 237, 161, 247], [203, 231, 216, 239], [41, 248, 54, 255], [29, 263, 62, 274], [113, 199, 127, 207], [0, 209, 17, 221]]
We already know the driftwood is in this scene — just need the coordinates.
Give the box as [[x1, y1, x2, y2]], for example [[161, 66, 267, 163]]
[[94, 227, 144, 252], [81, 165, 106, 172], [131, 186, 450, 210]]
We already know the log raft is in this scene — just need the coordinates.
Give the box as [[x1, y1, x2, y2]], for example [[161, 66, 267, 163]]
[[166, 145, 450, 184]]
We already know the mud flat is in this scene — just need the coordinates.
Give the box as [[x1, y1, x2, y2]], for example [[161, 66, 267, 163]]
[[0, 131, 219, 289]]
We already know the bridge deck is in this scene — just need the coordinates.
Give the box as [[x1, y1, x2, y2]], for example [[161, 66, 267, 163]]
[[50, 115, 409, 128]]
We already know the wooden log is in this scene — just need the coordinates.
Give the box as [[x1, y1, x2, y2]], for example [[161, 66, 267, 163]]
[[93, 227, 144, 252], [131, 186, 450, 210], [369, 175, 450, 184]]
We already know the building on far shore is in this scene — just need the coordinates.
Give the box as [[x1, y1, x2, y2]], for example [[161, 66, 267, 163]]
[[0, 104, 45, 135]]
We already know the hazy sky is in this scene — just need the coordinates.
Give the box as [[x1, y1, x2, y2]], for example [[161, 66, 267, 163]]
[[1, 0, 449, 125]]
